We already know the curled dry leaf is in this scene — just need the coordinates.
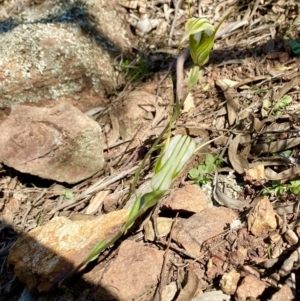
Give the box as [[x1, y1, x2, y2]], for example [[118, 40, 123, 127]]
[[228, 134, 249, 174], [176, 269, 199, 301], [216, 79, 240, 126], [264, 165, 300, 181], [252, 137, 300, 154]]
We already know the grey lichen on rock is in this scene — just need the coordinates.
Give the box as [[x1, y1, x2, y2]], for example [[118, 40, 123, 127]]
[[0, 0, 133, 108], [0, 22, 117, 107], [0, 0, 132, 53]]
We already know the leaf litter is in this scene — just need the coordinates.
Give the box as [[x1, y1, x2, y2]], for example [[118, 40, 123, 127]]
[[1, 0, 300, 300]]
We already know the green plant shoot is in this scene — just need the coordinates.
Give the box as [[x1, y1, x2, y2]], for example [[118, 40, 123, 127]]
[[151, 135, 196, 191], [181, 15, 228, 68], [59, 134, 196, 287]]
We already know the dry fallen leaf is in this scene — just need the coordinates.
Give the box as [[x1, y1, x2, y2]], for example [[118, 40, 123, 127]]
[[228, 134, 249, 174], [182, 92, 195, 113], [176, 269, 199, 301], [216, 79, 240, 126]]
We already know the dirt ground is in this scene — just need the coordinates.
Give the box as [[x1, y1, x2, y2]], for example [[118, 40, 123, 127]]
[[1, 0, 300, 300]]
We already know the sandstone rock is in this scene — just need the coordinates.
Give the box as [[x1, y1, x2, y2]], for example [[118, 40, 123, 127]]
[[8, 210, 129, 292], [144, 217, 173, 241], [172, 207, 238, 257], [247, 197, 281, 236], [191, 290, 230, 301], [270, 284, 294, 301], [96, 240, 164, 301], [162, 185, 210, 213], [220, 269, 240, 295], [0, 0, 134, 110], [235, 275, 266, 301], [0, 102, 104, 183]]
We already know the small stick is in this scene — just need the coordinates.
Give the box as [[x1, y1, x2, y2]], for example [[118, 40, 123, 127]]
[[176, 47, 190, 100], [168, 0, 184, 46]]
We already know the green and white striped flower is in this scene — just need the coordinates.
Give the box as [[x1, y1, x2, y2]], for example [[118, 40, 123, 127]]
[[151, 135, 196, 191], [181, 17, 215, 67]]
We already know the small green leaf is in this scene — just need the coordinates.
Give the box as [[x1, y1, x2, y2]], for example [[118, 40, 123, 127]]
[[189, 168, 199, 179], [61, 190, 73, 199], [289, 179, 300, 194], [279, 95, 292, 108], [197, 164, 206, 172], [205, 154, 215, 166], [205, 163, 215, 173]]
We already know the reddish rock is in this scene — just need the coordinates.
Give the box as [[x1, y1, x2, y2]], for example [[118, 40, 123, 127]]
[[162, 185, 210, 213], [8, 210, 129, 292], [206, 252, 227, 280], [97, 240, 164, 301], [220, 269, 240, 295], [172, 207, 238, 257], [235, 275, 266, 301], [248, 197, 281, 236], [270, 284, 294, 301], [0, 102, 104, 183]]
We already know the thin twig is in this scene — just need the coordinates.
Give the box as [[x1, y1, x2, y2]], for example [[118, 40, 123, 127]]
[[176, 47, 190, 100], [168, 0, 183, 46], [152, 212, 179, 301]]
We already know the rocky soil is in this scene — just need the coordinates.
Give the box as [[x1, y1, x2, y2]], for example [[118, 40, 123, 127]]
[[1, 0, 300, 301]]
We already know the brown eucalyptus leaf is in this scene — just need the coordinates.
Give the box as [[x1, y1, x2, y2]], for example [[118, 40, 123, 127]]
[[273, 76, 300, 103], [264, 165, 300, 181], [216, 79, 240, 126], [228, 134, 249, 174], [226, 90, 240, 126], [265, 121, 291, 132], [238, 110, 264, 131], [176, 269, 199, 301], [252, 137, 300, 154]]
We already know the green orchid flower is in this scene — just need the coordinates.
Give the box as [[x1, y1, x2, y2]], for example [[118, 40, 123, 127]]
[[151, 135, 196, 191], [181, 15, 228, 67]]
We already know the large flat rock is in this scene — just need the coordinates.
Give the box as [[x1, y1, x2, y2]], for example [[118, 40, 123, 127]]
[[0, 102, 105, 183], [8, 210, 129, 292]]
